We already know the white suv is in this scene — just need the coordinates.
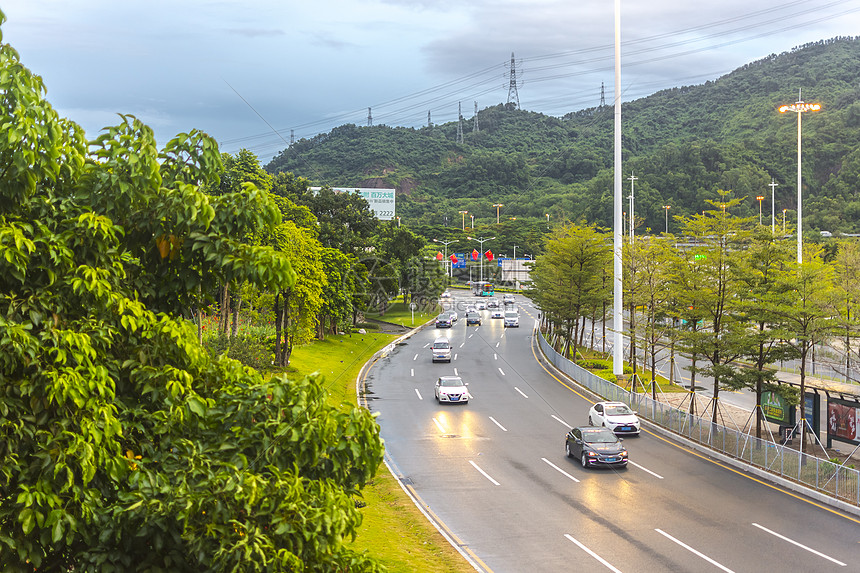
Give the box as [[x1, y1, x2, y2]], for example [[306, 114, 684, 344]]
[[504, 310, 519, 328], [431, 337, 452, 363]]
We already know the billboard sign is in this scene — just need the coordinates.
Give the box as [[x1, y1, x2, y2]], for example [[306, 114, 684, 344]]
[[452, 254, 466, 269], [310, 187, 395, 220], [804, 392, 820, 439]]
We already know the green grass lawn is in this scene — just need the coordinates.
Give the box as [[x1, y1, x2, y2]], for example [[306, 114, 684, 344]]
[[363, 297, 442, 329], [286, 328, 473, 572]]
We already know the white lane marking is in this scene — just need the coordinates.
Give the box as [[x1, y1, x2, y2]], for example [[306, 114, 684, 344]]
[[415, 389, 423, 400], [552, 415, 571, 428], [495, 341, 500, 348], [628, 461, 664, 479], [468, 334, 473, 338], [498, 367, 506, 376], [655, 529, 735, 573], [454, 353, 459, 361], [423, 343, 430, 348], [489, 416, 508, 431], [433, 417, 445, 432], [453, 368, 459, 376], [460, 342, 465, 348], [475, 327, 480, 332], [411, 368, 414, 377], [469, 460, 500, 486], [413, 353, 418, 361], [494, 353, 498, 360], [514, 387, 528, 398], [564, 535, 622, 572], [751, 523, 846, 566], [543, 458, 580, 483]]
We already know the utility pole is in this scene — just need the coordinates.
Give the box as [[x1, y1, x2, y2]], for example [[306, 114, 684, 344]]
[[474, 101, 479, 133], [367, 107, 372, 127], [290, 129, 294, 145], [506, 52, 520, 109], [428, 111, 432, 129], [769, 178, 779, 234], [600, 82, 606, 108], [627, 173, 638, 243]]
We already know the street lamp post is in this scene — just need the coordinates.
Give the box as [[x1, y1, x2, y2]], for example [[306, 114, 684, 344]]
[[470, 214, 474, 229], [433, 238, 459, 278], [545, 213, 550, 227], [458, 210, 468, 231], [492, 203, 504, 224], [756, 195, 765, 225], [779, 93, 821, 263], [512, 245, 519, 289], [662, 205, 670, 234], [627, 173, 638, 243], [769, 179, 779, 235], [783, 209, 787, 235], [467, 235, 495, 285]]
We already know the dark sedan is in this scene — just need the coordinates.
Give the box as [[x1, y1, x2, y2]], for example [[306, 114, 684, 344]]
[[565, 426, 628, 468], [435, 313, 453, 328]]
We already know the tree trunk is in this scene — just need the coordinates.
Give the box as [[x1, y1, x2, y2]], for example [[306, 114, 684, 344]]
[[273, 292, 282, 364], [219, 283, 230, 336], [230, 293, 242, 337], [799, 341, 809, 454]]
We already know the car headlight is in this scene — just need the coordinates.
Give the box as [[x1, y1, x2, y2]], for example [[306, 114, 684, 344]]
[[587, 451, 598, 457], [621, 450, 628, 457]]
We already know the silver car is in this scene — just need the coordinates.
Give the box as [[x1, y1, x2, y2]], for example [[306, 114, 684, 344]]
[[431, 337, 452, 363]]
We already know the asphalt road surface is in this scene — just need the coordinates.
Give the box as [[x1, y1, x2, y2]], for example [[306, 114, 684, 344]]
[[363, 293, 859, 572]]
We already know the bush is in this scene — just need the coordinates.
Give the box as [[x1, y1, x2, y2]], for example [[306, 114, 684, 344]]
[[203, 332, 274, 370]]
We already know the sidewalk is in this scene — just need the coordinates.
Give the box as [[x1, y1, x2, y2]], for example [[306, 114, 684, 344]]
[[656, 374, 860, 467]]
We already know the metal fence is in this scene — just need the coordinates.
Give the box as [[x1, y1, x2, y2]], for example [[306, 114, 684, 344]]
[[538, 330, 860, 507]]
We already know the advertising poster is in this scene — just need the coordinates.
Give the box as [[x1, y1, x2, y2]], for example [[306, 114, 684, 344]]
[[761, 391, 795, 426], [804, 392, 820, 440], [827, 398, 860, 446]]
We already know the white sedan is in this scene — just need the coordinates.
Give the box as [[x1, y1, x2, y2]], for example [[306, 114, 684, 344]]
[[435, 376, 470, 404], [588, 401, 640, 435]]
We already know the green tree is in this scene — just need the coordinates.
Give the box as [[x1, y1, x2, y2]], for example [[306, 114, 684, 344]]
[[0, 18, 383, 570], [673, 194, 754, 423], [530, 223, 609, 360]]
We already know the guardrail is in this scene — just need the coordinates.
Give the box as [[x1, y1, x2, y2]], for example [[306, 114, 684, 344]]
[[537, 330, 860, 507]]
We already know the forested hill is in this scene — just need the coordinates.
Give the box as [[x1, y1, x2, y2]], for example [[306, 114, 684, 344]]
[[266, 37, 860, 235]]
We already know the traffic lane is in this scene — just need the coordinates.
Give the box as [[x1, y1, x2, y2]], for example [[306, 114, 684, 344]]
[[371, 320, 859, 571]]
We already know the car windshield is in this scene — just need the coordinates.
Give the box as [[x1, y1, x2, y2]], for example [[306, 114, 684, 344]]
[[606, 405, 632, 416], [433, 342, 449, 349], [582, 429, 619, 443], [505, 312, 517, 318], [439, 378, 463, 387], [467, 312, 479, 318]]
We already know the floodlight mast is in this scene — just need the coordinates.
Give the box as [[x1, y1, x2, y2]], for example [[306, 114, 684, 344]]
[[779, 95, 821, 263]]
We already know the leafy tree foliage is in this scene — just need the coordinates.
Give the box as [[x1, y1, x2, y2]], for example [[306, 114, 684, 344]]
[[0, 16, 383, 570]]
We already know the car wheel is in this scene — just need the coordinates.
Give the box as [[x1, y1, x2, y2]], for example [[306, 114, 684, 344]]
[[581, 453, 588, 468], [588, 416, 593, 425], [566, 442, 572, 458]]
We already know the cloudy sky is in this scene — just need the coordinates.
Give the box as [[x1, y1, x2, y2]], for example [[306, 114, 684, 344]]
[[4, 1, 860, 161]]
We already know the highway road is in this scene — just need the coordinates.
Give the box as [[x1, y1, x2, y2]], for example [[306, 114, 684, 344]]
[[363, 292, 860, 572]]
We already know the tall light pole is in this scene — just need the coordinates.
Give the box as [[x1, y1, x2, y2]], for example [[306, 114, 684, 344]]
[[769, 179, 779, 234], [493, 203, 504, 224], [468, 235, 495, 285], [545, 213, 550, 227], [433, 238, 458, 277], [627, 173, 638, 243], [458, 210, 468, 231], [662, 205, 670, 234], [783, 209, 787, 235], [470, 214, 474, 229], [779, 93, 821, 263], [756, 195, 765, 225], [613, 0, 623, 378], [513, 244, 519, 289]]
